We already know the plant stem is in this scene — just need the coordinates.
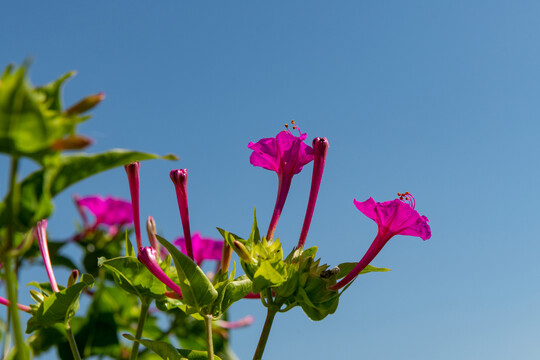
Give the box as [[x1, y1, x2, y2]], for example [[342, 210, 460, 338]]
[[130, 302, 150, 360], [252, 306, 278, 360], [203, 314, 214, 360], [65, 323, 82, 360], [4, 157, 26, 360]]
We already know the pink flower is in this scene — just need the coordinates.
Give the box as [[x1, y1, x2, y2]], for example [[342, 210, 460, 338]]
[[248, 122, 314, 240], [74, 195, 133, 230], [173, 232, 223, 266], [331, 193, 431, 290]]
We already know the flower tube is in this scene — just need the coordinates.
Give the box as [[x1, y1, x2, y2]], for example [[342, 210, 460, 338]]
[[34, 220, 59, 293], [125, 162, 142, 249], [170, 169, 193, 260], [297, 137, 329, 248], [138, 247, 183, 298]]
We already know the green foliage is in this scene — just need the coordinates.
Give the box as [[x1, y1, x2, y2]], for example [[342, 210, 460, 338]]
[[124, 334, 222, 360], [156, 235, 218, 313], [99, 256, 167, 301], [26, 274, 94, 333], [0, 150, 177, 232]]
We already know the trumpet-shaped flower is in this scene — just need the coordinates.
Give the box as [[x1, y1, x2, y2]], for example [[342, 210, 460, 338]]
[[331, 193, 431, 290], [174, 232, 223, 266], [248, 122, 314, 240]]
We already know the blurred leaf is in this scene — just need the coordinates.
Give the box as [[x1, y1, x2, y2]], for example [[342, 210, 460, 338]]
[[99, 256, 167, 300], [26, 274, 94, 333], [0, 149, 177, 232], [156, 236, 217, 312], [123, 334, 222, 360]]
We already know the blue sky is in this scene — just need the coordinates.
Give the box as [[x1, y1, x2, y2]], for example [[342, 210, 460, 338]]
[[2, 1, 540, 359]]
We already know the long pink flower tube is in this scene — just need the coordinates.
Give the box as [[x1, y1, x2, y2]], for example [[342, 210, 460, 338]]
[[248, 123, 314, 240], [125, 162, 142, 250], [297, 137, 329, 248], [0, 296, 31, 313], [138, 247, 183, 298], [331, 193, 431, 291], [34, 220, 59, 293], [216, 315, 255, 329], [170, 169, 194, 260]]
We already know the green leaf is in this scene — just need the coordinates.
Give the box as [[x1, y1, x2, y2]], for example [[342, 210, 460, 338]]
[[156, 236, 218, 312], [125, 231, 135, 257], [0, 149, 177, 231], [123, 334, 222, 360], [212, 275, 252, 317], [26, 274, 94, 333], [337, 263, 390, 280], [219, 275, 252, 313], [98, 256, 167, 300]]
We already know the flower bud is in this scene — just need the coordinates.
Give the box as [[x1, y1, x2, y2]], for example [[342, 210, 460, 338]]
[[232, 240, 253, 264], [67, 269, 79, 287], [65, 92, 105, 116], [51, 135, 93, 151]]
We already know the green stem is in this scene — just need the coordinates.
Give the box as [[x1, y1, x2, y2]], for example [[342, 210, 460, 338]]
[[4, 156, 26, 360], [203, 315, 214, 360], [130, 302, 150, 360], [65, 323, 82, 360], [252, 306, 278, 360]]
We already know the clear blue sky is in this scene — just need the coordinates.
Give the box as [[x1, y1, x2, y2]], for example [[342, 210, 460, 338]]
[[2, 1, 540, 359]]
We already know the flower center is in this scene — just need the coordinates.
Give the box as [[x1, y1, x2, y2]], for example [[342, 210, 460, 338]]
[[283, 119, 302, 135], [397, 191, 415, 209]]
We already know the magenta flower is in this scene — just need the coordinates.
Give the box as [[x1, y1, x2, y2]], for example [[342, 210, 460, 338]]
[[248, 123, 314, 240], [74, 195, 133, 230], [331, 193, 431, 291], [174, 232, 223, 266], [138, 247, 183, 298], [34, 220, 60, 293], [125, 162, 142, 250], [297, 137, 329, 248]]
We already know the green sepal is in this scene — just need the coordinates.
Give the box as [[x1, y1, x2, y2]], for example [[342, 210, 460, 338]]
[[156, 235, 218, 312], [212, 272, 253, 317], [98, 256, 167, 301], [123, 334, 222, 360], [337, 263, 390, 279], [26, 273, 94, 333]]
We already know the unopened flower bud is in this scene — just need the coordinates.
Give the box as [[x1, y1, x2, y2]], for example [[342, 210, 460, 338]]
[[67, 269, 79, 287], [146, 216, 159, 252], [220, 241, 233, 272], [233, 240, 253, 264], [29, 290, 44, 303], [51, 135, 93, 151], [170, 169, 193, 260], [65, 92, 105, 116], [124, 162, 142, 250]]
